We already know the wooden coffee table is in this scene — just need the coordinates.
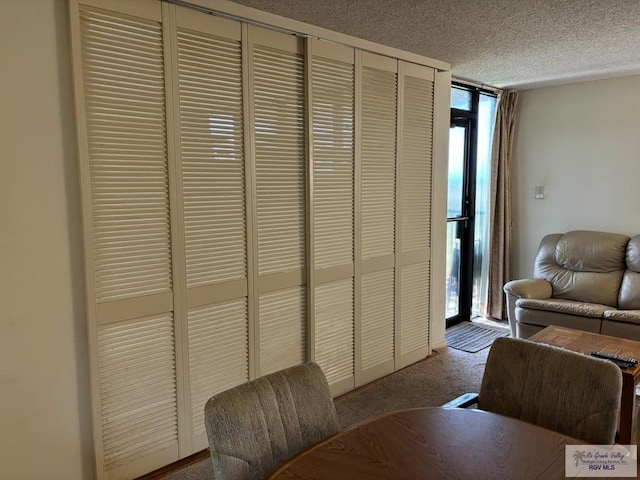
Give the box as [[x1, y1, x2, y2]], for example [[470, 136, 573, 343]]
[[529, 325, 640, 445]]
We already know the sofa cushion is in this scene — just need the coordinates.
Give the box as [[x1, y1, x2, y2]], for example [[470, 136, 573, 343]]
[[515, 305, 602, 333], [619, 235, 640, 309], [601, 320, 640, 342], [602, 309, 640, 326], [534, 231, 629, 307], [516, 298, 608, 318]]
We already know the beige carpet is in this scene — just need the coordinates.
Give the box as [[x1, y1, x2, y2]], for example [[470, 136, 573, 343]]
[[149, 346, 489, 480]]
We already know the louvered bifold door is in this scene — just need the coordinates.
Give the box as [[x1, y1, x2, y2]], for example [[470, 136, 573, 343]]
[[173, 8, 248, 451], [397, 62, 435, 367], [309, 40, 356, 395], [250, 27, 307, 376], [359, 53, 398, 383], [73, 1, 179, 478]]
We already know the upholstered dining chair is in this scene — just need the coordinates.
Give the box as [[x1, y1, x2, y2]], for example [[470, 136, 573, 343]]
[[204, 362, 340, 480], [443, 337, 623, 444]]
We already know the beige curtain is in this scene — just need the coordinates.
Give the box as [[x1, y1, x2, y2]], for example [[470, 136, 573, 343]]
[[486, 90, 518, 320]]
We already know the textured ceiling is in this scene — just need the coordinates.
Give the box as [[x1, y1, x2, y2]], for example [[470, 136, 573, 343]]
[[228, 0, 640, 90]]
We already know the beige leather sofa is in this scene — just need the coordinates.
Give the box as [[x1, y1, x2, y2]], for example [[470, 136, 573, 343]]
[[504, 230, 640, 340]]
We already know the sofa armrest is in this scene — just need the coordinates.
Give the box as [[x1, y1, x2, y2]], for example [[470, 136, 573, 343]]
[[503, 279, 552, 338], [503, 279, 552, 300]]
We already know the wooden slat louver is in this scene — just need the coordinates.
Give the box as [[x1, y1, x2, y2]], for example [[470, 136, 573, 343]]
[[312, 55, 355, 269], [361, 270, 395, 370], [177, 28, 245, 288], [97, 314, 177, 470], [361, 65, 397, 260], [81, 7, 171, 303], [400, 263, 430, 354], [254, 43, 306, 276], [314, 278, 355, 385], [187, 299, 248, 438], [401, 75, 434, 254], [259, 286, 306, 375]]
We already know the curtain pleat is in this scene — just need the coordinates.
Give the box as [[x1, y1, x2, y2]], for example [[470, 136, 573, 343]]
[[486, 90, 518, 320]]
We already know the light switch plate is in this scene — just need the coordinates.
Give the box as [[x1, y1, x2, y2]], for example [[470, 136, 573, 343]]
[[535, 186, 544, 199]]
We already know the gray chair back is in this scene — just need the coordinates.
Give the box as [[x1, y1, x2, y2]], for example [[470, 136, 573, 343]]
[[479, 337, 622, 444], [204, 362, 340, 480]]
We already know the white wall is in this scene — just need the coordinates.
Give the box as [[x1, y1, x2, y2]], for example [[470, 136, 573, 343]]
[[512, 75, 640, 279], [0, 1, 93, 479]]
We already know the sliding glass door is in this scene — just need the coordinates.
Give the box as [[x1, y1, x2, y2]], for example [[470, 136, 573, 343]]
[[446, 85, 497, 327]]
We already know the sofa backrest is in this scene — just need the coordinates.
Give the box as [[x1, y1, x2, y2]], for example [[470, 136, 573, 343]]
[[620, 235, 640, 309], [534, 230, 630, 308]]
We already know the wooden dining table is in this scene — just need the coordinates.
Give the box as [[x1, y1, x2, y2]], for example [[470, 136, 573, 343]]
[[264, 407, 616, 480]]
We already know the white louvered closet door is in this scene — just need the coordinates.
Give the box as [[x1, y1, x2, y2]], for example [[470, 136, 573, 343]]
[[359, 53, 398, 383], [72, 2, 446, 477], [75, 2, 179, 478], [398, 62, 435, 367], [174, 9, 248, 451], [310, 41, 356, 395], [250, 28, 307, 376]]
